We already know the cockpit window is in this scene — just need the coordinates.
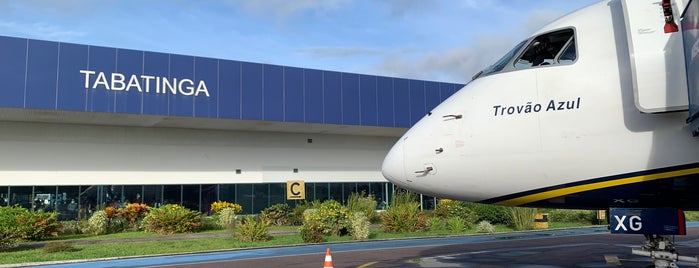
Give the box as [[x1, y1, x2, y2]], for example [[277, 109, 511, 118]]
[[480, 40, 527, 77], [515, 29, 576, 68]]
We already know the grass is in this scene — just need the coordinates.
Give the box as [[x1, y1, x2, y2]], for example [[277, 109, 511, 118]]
[[0, 222, 598, 265]]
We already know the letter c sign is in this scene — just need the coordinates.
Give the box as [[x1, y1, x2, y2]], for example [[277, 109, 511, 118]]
[[286, 180, 305, 200]]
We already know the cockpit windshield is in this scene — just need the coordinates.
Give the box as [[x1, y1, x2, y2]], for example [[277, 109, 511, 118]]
[[476, 28, 576, 79], [480, 40, 527, 77]]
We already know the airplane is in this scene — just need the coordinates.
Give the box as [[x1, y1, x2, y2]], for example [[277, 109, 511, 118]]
[[381, 0, 699, 267]]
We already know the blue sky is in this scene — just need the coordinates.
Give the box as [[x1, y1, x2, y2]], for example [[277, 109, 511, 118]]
[[0, 0, 599, 83]]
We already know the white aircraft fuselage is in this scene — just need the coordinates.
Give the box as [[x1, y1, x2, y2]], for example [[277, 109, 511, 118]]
[[382, 0, 699, 210]]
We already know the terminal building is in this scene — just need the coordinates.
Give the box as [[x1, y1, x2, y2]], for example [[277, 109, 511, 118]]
[[0, 35, 463, 219]]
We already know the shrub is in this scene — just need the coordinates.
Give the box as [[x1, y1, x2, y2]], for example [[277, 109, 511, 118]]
[[509, 207, 536, 231], [143, 204, 202, 234], [200, 216, 223, 231], [380, 201, 427, 233], [43, 242, 77, 253], [547, 209, 597, 224], [434, 199, 471, 219], [476, 221, 495, 233], [349, 212, 370, 241], [219, 207, 237, 230], [302, 200, 349, 236], [17, 210, 61, 241], [466, 203, 511, 225], [299, 220, 325, 243], [210, 201, 243, 214], [290, 201, 318, 226], [260, 203, 291, 226], [59, 221, 84, 235], [235, 216, 270, 242], [85, 210, 109, 235], [119, 203, 151, 227], [0, 206, 27, 251], [347, 192, 378, 223], [446, 217, 466, 233], [426, 217, 444, 231]]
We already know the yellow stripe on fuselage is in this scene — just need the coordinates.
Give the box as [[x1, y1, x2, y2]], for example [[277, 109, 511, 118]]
[[494, 167, 699, 206]]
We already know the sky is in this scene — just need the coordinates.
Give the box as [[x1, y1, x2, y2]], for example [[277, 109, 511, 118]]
[[0, 0, 600, 84]]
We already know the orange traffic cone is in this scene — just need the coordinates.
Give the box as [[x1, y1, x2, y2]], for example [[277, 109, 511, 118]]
[[324, 248, 334, 268]]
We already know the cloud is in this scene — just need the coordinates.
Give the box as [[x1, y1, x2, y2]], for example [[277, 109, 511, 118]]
[[223, 0, 350, 18], [0, 20, 86, 41], [518, 9, 568, 35]]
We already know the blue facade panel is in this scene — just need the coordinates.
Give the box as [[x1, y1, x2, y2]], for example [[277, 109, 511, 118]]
[[263, 64, 284, 121], [376, 77, 394, 127], [26, 40, 58, 110], [169, 54, 195, 117], [57, 43, 88, 111], [219, 60, 241, 119], [87, 46, 116, 113], [194, 57, 218, 118], [142, 51, 169, 115], [425, 81, 441, 112], [0, 35, 465, 129], [409, 80, 426, 126], [359, 75, 377, 126], [393, 78, 411, 128], [283, 67, 304, 122], [323, 71, 342, 124], [241, 62, 263, 120], [304, 69, 323, 124], [341, 73, 360, 125], [114, 49, 143, 114], [0, 36, 26, 108]]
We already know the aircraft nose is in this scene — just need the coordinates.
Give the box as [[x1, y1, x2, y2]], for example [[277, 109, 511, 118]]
[[382, 138, 406, 185]]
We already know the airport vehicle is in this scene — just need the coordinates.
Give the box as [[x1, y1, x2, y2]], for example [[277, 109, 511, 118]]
[[381, 0, 699, 267]]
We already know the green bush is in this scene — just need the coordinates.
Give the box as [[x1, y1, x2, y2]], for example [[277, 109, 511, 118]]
[[59, 220, 85, 235], [466, 203, 511, 225], [218, 207, 237, 230], [380, 201, 427, 233], [235, 216, 270, 242], [302, 200, 349, 236], [0, 206, 27, 251], [200, 216, 223, 231], [446, 217, 466, 233], [142, 204, 202, 234], [298, 220, 325, 243], [16, 210, 61, 241], [546, 209, 597, 224], [349, 212, 370, 241], [426, 217, 444, 231], [347, 192, 378, 223], [260, 203, 291, 226], [509, 207, 536, 231], [476, 221, 495, 233], [85, 211, 109, 235]]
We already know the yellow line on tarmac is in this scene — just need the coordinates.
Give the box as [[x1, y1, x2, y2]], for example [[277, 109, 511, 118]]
[[357, 261, 379, 268]]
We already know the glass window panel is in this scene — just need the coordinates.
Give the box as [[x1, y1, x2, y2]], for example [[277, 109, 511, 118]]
[[182, 185, 200, 211], [123, 185, 142, 204], [10, 186, 32, 210], [57, 186, 80, 221], [315, 183, 329, 202], [269, 183, 286, 206], [369, 183, 387, 210], [0, 186, 8, 207], [236, 184, 253, 214], [143, 185, 163, 208], [79, 186, 98, 219], [252, 184, 269, 214], [201, 184, 217, 215], [304, 183, 315, 201], [342, 183, 356, 205], [357, 183, 370, 196], [103, 185, 123, 208], [33, 186, 56, 212], [219, 184, 236, 203], [329, 183, 343, 203], [421, 195, 436, 211], [163, 185, 181, 206]]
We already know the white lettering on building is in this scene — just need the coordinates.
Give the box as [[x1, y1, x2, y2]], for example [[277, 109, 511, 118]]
[[79, 70, 210, 97]]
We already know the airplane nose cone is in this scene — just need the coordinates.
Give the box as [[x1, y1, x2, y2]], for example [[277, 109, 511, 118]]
[[382, 138, 406, 185]]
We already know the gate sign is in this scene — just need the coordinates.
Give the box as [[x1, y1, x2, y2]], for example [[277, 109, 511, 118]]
[[609, 208, 685, 235], [286, 180, 305, 200]]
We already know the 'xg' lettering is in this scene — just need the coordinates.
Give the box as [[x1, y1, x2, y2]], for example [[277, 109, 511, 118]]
[[614, 215, 642, 232]]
